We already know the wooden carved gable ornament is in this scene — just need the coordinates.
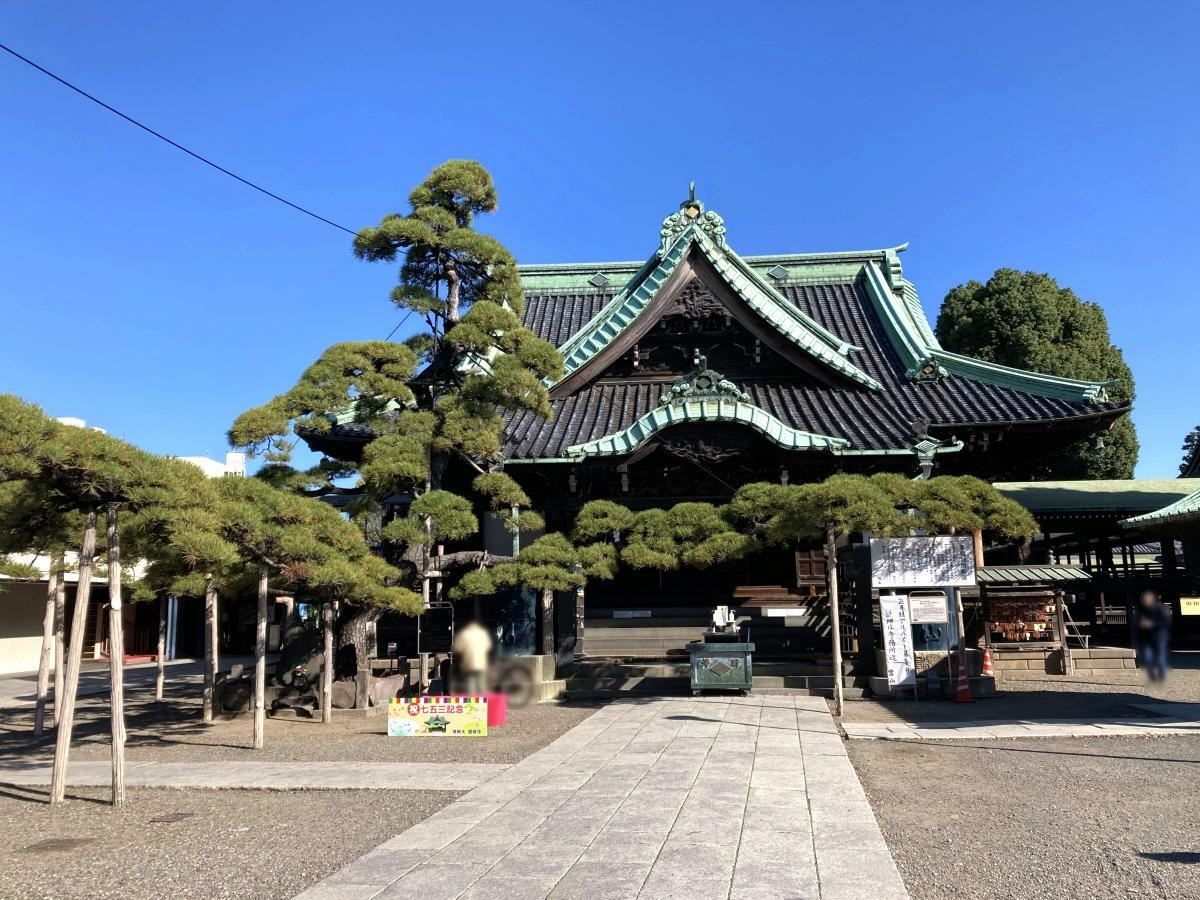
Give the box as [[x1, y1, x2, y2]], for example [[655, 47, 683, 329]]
[[658, 356, 751, 406]]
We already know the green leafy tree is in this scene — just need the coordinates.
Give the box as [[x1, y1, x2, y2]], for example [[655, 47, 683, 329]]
[[936, 268, 1137, 478], [1180, 426, 1200, 476]]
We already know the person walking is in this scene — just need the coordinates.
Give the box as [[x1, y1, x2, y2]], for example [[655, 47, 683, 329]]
[[1134, 590, 1172, 683], [453, 619, 493, 696]]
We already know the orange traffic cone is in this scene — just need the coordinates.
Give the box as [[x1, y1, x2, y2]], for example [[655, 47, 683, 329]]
[[981, 647, 995, 678], [954, 657, 973, 703]]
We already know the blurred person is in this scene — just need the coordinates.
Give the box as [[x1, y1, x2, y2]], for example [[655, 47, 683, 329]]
[[454, 619, 493, 696], [1134, 590, 1172, 682]]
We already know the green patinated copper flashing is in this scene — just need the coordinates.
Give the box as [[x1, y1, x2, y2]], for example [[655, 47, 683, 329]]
[[564, 396, 851, 460], [929, 351, 1112, 403], [550, 203, 882, 392], [1121, 487, 1200, 529]]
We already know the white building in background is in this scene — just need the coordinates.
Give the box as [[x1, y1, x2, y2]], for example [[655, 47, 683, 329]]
[[0, 417, 247, 673], [173, 452, 246, 479]]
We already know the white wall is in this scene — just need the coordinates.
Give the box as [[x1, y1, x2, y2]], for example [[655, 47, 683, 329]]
[[0, 582, 46, 675]]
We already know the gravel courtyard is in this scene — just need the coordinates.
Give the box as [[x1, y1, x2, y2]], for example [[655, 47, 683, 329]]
[[0, 784, 458, 899], [850, 734, 1200, 900]]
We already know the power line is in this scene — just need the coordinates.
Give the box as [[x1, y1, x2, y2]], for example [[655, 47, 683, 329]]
[[0, 41, 357, 236]]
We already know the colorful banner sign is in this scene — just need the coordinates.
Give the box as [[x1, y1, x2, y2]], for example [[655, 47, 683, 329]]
[[388, 696, 488, 737]]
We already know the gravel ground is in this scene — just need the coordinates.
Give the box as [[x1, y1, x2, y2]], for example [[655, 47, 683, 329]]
[[0, 784, 457, 899], [839, 653, 1200, 724], [850, 734, 1200, 900], [0, 685, 599, 766]]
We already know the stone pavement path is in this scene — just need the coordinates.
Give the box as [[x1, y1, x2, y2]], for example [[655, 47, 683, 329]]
[[297, 695, 907, 900], [843, 707, 1200, 741], [0, 760, 507, 791]]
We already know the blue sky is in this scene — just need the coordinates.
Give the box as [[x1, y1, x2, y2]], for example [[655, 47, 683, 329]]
[[1, 3, 1197, 477]]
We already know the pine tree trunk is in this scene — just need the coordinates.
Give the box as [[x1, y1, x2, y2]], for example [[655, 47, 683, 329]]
[[322, 601, 334, 725], [540, 587, 555, 658], [155, 595, 166, 701], [53, 566, 65, 727], [252, 564, 268, 750], [446, 262, 461, 322], [338, 607, 381, 670], [825, 526, 844, 718], [50, 511, 98, 805], [105, 506, 127, 806], [33, 561, 58, 737], [202, 576, 217, 723]]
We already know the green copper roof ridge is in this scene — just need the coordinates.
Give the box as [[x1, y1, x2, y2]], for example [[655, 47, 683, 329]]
[[930, 350, 1113, 403], [689, 230, 881, 390], [549, 224, 881, 391], [517, 242, 911, 274], [563, 395, 852, 459], [1121, 486, 1200, 528]]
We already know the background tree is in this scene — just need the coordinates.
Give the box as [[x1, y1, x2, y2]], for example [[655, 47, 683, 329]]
[[936, 268, 1137, 479], [1180, 425, 1200, 476]]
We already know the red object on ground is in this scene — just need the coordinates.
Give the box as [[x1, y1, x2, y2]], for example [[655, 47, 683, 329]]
[[954, 658, 973, 703], [486, 692, 507, 727], [981, 646, 995, 678]]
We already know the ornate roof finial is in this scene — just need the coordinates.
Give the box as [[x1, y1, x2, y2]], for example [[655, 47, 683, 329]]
[[660, 181, 725, 255], [680, 181, 703, 218]]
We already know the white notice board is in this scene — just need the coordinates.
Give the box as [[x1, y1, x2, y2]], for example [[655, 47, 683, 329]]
[[879, 593, 916, 687], [870, 536, 976, 589], [908, 592, 949, 624]]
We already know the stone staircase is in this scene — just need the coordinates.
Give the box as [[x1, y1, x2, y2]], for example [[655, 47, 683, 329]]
[[564, 659, 867, 700]]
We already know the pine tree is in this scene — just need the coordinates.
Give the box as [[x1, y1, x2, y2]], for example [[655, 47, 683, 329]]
[[228, 161, 563, 662]]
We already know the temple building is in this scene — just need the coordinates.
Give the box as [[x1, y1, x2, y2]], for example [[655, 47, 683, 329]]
[[313, 192, 1129, 689]]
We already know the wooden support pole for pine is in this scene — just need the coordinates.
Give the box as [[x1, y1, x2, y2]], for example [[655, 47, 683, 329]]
[[50, 510, 98, 805], [155, 594, 167, 701], [53, 565, 65, 726], [252, 564, 268, 750], [105, 505, 127, 806], [540, 587, 555, 658], [972, 528, 985, 569], [202, 576, 217, 723], [825, 526, 844, 718], [322, 601, 334, 725], [33, 559, 59, 736]]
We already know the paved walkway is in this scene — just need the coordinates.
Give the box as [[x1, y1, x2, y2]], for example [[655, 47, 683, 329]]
[[0, 760, 507, 791], [297, 695, 907, 900], [843, 705, 1200, 741]]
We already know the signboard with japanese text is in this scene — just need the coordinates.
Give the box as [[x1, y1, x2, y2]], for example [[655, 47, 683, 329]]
[[870, 536, 976, 589], [1180, 597, 1200, 616], [879, 593, 916, 687], [908, 592, 950, 624], [388, 696, 488, 737]]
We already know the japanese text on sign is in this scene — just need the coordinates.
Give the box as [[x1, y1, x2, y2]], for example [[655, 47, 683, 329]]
[[880, 594, 916, 687]]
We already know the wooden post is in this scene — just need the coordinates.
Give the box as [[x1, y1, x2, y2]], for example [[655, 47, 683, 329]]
[[155, 594, 167, 701], [322, 601, 334, 725], [825, 527, 844, 717], [53, 562, 65, 727], [50, 510, 98, 805], [105, 506, 126, 806], [972, 528, 985, 569], [202, 576, 217, 722], [1056, 589, 1071, 675], [540, 587, 555, 658], [33, 560, 59, 736], [252, 564, 268, 750]]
